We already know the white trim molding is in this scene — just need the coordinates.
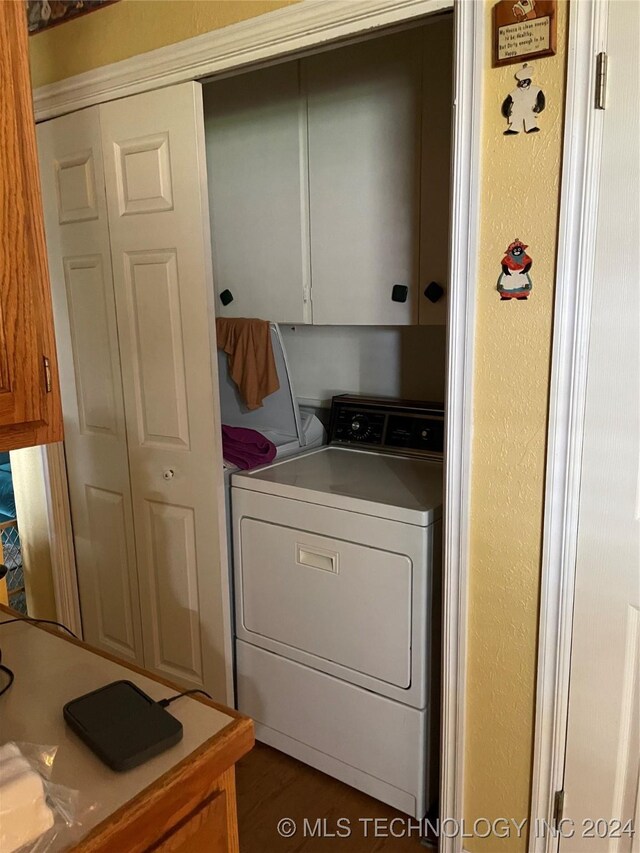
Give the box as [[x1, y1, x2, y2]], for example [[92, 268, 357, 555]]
[[41, 443, 83, 637], [33, 0, 451, 122], [440, 1, 482, 850], [529, 2, 609, 850], [32, 0, 481, 841]]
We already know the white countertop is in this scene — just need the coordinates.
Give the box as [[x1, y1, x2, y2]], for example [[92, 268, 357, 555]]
[[0, 614, 236, 850]]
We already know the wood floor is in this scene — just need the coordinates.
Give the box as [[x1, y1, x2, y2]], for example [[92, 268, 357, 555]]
[[236, 743, 429, 852]]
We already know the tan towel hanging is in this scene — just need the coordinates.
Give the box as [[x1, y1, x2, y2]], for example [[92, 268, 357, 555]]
[[215, 318, 280, 411]]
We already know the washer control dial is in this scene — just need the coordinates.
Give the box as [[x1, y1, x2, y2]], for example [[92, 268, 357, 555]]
[[349, 415, 372, 441], [333, 408, 385, 445]]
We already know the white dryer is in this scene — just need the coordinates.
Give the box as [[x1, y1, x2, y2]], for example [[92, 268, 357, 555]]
[[231, 395, 443, 818]]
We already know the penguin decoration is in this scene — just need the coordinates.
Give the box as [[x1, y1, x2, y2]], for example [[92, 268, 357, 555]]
[[497, 239, 533, 300], [512, 0, 538, 21], [501, 64, 546, 135]]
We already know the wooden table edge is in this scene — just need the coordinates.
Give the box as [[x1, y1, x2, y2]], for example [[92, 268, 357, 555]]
[[0, 605, 255, 852]]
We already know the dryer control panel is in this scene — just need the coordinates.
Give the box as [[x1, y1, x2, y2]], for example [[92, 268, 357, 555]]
[[329, 395, 444, 459]]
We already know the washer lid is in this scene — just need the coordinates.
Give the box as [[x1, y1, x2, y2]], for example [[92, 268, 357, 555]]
[[231, 446, 442, 526]]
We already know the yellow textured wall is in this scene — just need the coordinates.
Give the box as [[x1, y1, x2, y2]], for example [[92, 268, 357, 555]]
[[464, 2, 568, 850], [29, 0, 298, 88]]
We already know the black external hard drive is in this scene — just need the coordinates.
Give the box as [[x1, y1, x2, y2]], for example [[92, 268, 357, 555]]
[[63, 680, 183, 771]]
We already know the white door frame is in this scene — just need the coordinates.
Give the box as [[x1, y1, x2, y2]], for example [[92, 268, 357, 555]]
[[35, 2, 482, 845], [41, 443, 83, 637], [529, 2, 609, 849]]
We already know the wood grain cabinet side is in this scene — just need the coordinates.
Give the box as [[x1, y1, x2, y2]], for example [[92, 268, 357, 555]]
[[0, 2, 62, 451]]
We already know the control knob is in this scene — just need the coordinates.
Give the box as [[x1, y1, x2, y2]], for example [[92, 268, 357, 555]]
[[349, 415, 372, 441]]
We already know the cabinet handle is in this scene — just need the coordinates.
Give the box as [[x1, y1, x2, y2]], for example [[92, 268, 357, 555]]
[[296, 544, 339, 574], [43, 356, 52, 393], [391, 284, 408, 303], [424, 282, 444, 303], [219, 289, 234, 306], [162, 468, 175, 481]]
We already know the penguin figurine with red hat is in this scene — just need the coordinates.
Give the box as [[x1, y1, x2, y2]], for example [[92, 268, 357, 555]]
[[497, 239, 533, 300]]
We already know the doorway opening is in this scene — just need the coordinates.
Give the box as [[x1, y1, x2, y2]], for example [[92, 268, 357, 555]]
[[34, 2, 481, 846]]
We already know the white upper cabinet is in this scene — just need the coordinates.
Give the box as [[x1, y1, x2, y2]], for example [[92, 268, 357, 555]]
[[204, 63, 311, 323], [306, 31, 422, 325], [419, 17, 454, 326], [202, 20, 452, 326]]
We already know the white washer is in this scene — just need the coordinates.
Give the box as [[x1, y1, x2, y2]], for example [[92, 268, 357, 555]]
[[217, 322, 325, 469], [231, 396, 443, 819]]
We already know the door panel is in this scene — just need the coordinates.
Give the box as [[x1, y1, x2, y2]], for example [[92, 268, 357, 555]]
[[85, 485, 139, 657], [100, 82, 232, 701], [203, 62, 310, 323], [306, 30, 422, 325], [561, 2, 640, 848], [123, 250, 190, 449], [114, 132, 174, 216], [239, 517, 412, 687], [63, 255, 118, 436], [55, 150, 99, 223], [37, 109, 144, 664], [146, 500, 203, 682], [419, 17, 453, 326]]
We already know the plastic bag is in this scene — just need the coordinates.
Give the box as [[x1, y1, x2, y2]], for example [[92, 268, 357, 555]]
[[0, 742, 95, 853]]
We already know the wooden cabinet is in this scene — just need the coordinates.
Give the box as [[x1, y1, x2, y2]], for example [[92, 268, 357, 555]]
[[203, 19, 453, 326], [0, 2, 62, 451]]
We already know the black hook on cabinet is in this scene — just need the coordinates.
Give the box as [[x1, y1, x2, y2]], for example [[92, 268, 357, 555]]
[[391, 284, 409, 303], [424, 282, 444, 303]]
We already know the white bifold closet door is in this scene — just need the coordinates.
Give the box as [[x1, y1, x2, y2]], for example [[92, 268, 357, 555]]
[[38, 83, 233, 703], [38, 109, 144, 666]]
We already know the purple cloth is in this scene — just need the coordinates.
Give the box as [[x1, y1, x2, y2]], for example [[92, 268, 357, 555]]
[[222, 425, 277, 471]]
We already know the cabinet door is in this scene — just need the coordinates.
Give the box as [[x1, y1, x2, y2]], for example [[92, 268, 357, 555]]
[[203, 63, 310, 323], [419, 17, 453, 326], [37, 109, 144, 666], [306, 31, 422, 325], [100, 83, 233, 702], [0, 3, 62, 451]]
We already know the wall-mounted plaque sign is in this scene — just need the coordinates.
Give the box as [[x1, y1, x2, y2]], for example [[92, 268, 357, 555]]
[[493, 0, 557, 67]]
